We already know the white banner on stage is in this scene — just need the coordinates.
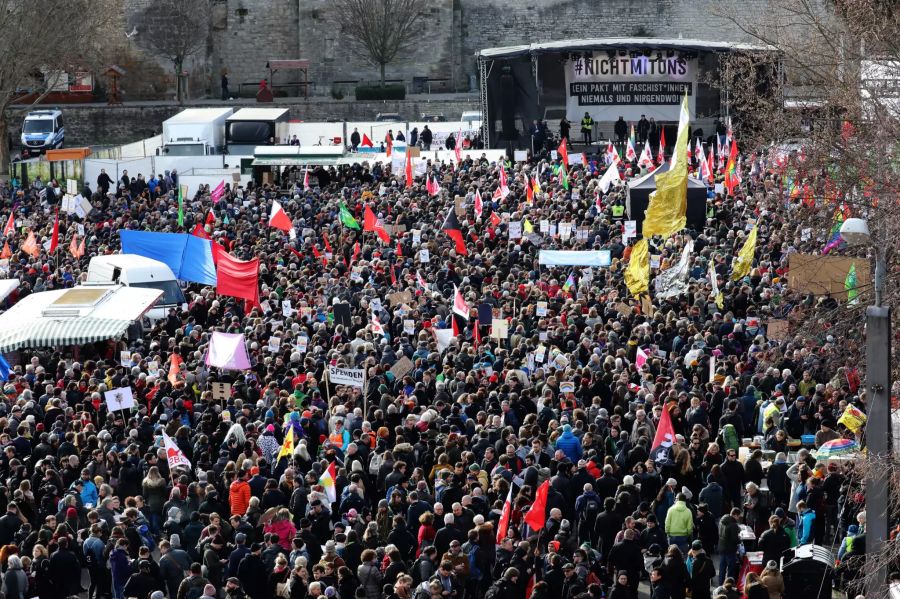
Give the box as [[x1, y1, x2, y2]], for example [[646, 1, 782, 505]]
[[565, 55, 698, 123]]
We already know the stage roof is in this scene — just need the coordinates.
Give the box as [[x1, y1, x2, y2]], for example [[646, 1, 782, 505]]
[[477, 37, 776, 59]]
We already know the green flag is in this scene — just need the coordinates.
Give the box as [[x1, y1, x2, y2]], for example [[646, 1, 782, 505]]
[[177, 184, 188, 226], [339, 203, 360, 230], [845, 263, 858, 304], [560, 166, 569, 190]]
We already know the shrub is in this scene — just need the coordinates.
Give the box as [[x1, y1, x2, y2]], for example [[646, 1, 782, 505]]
[[355, 84, 406, 101]]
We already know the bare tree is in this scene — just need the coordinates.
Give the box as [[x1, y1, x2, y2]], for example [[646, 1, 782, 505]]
[[0, 0, 114, 177], [130, 0, 211, 103], [712, 0, 900, 595], [331, 0, 426, 87]]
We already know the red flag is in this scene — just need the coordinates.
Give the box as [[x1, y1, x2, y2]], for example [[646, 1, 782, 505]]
[[396, 240, 402, 257], [69, 235, 80, 258], [205, 210, 215, 225], [269, 200, 295, 238], [49, 208, 59, 254], [442, 210, 467, 255], [0, 242, 10, 259], [650, 403, 677, 465], [364, 206, 390, 243], [352, 242, 360, 263], [303, 169, 310, 191], [451, 314, 460, 337], [496, 486, 513, 543], [706, 148, 715, 184], [523, 480, 549, 531], [452, 284, 469, 319], [557, 138, 569, 167], [490, 212, 501, 227], [361, 133, 373, 147], [2, 212, 13, 236], [390, 264, 397, 285], [386, 135, 393, 158], [78, 237, 85, 257], [473, 190, 483, 218], [322, 233, 332, 255], [525, 575, 536, 599], [657, 129, 666, 165], [405, 150, 413, 188], [525, 174, 534, 203], [192, 223, 210, 239], [20, 231, 38, 258], [454, 128, 463, 163], [724, 139, 740, 196], [289, 247, 304, 260], [312, 245, 322, 260], [216, 251, 261, 309]]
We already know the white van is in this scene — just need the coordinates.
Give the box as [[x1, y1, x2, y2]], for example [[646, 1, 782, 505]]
[[21, 109, 65, 154], [84, 255, 186, 321]]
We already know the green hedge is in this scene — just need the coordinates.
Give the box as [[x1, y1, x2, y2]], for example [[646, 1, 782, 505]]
[[355, 84, 406, 101]]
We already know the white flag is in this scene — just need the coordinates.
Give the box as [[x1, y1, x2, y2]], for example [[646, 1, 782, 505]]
[[598, 161, 621, 194], [163, 431, 192, 471]]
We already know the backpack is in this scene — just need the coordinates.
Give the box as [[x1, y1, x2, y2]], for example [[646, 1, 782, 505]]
[[720, 424, 740, 453], [467, 544, 482, 581], [484, 581, 505, 599], [369, 452, 385, 476], [580, 497, 600, 523], [185, 580, 205, 599]]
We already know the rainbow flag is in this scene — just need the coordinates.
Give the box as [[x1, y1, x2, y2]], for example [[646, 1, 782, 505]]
[[823, 204, 850, 254], [563, 273, 575, 291]]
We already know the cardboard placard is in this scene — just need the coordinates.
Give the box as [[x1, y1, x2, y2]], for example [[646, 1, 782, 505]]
[[211, 382, 232, 400], [389, 290, 412, 305], [787, 254, 870, 297], [390, 356, 414, 380], [491, 318, 509, 339], [615, 302, 632, 316]]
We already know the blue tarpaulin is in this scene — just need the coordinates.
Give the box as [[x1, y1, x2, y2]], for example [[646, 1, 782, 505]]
[[120, 230, 217, 286]]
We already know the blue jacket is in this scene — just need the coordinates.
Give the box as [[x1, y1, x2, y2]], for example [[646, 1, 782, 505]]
[[555, 428, 583, 462], [798, 509, 816, 544], [79, 479, 99, 507]]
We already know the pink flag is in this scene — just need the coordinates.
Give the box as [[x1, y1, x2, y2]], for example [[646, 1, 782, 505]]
[[636, 347, 649, 368], [206, 332, 252, 370], [210, 180, 226, 202]]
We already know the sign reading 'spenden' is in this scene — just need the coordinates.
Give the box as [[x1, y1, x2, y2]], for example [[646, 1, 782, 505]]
[[565, 55, 698, 123]]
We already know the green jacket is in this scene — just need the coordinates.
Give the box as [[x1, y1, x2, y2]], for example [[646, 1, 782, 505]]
[[665, 500, 694, 536]]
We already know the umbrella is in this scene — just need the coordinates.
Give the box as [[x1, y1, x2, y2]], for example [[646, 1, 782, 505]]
[[815, 438, 858, 458]]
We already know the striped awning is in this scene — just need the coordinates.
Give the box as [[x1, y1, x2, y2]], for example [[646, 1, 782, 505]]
[[0, 317, 133, 352]]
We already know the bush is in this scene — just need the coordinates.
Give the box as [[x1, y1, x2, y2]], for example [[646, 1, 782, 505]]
[[330, 86, 345, 100], [355, 84, 406, 101]]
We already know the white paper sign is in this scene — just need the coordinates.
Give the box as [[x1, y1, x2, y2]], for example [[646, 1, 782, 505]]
[[559, 222, 572, 240], [268, 336, 282, 352], [296, 336, 308, 353], [508, 221, 522, 239], [623, 220, 637, 241], [120, 351, 131, 366], [104, 386, 135, 412], [328, 365, 366, 388], [514, 150, 528, 162], [282, 300, 293, 317], [536, 301, 548, 316], [419, 249, 430, 263], [540, 220, 550, 233], [403, 319, 415, 334], [412, 229, 421, 245], [650, 255, 661, 269], [66, 179, 78, 196], [370, 298, 383, 313]]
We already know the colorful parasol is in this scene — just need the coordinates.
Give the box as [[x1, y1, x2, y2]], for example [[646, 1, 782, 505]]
[[815, 438, 858, 458]]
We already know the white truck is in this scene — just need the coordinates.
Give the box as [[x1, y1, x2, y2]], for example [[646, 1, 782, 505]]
[[162, 107, 234, 156], [83, 255, 186, 321]]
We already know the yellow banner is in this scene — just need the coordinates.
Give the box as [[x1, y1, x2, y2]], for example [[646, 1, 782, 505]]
[[625, 238, 650, 297]]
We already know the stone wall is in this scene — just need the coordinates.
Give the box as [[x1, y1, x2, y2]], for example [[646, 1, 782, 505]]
[[6, 98, 480, 148], [111, 0, 781, 97]]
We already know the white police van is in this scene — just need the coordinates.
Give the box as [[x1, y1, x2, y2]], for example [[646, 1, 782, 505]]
[[21, 109, 65, 154]]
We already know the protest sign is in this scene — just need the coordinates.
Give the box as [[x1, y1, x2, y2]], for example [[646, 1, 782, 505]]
[[104, 387, 135, 412], [390, 356, 414, 380], [328, 365, 365, 388]]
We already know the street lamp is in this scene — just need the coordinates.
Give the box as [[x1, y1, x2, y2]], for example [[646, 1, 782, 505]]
[[840, 217, 891, 596]]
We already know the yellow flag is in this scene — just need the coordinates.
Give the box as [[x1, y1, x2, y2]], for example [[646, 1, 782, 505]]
[[277, 427, 294, 460], [625, 239, 650, 297], [838, 404, 866, 435], [731, 225, 758, 281], [524, 219, 534, 234], [642, 95, 689, 238]]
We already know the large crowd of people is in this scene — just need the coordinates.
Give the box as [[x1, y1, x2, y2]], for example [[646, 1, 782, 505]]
[[0, 122, 872, 599]]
